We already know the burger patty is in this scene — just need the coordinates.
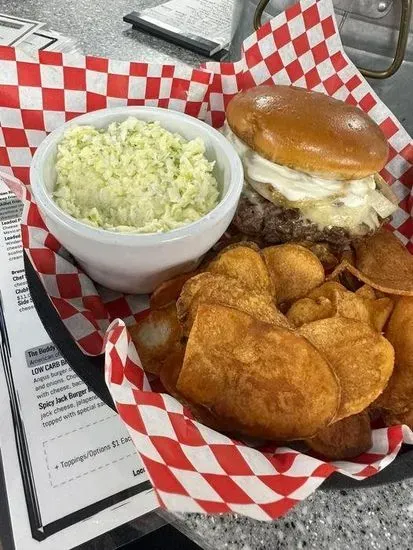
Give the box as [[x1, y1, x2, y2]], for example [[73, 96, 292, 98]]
[[233, 191, 354, 250]]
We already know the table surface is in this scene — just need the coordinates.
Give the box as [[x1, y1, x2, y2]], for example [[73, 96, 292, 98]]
[[1, 1, 413, 549]]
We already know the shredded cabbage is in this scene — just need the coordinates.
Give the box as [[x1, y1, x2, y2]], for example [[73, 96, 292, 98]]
[[53, 117, 220, 233]]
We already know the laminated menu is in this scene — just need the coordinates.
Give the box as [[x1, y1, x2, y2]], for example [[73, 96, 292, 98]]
[[0, 176, 158, 550], [124, 0, 233, 57], [1, 0, 413, 522], [0, 12, 80, 53]]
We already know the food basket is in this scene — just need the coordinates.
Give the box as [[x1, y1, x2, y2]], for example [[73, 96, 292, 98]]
[[1, 0, 413, 521]]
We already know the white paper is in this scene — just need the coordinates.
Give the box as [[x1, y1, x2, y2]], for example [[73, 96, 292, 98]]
[[0, 13, 43, 46], [19, 31, 58, 51], [0, 178, 158, 549], [140, 0, 233, 49], [19, 29, 82, 55]]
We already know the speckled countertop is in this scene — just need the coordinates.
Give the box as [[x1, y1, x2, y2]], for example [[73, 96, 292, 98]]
[[2, 1, 413, 548], [177, 481, 413, 549], [3, 0, 208, 66]]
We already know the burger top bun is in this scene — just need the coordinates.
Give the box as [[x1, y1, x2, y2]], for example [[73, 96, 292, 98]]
[[226, 85, 389, 180]]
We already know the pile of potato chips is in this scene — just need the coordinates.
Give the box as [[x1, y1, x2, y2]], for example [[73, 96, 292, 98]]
[[128, 229, 413, 460]]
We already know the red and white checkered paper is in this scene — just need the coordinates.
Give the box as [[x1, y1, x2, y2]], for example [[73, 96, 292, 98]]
[[1, 0, 413, 520]]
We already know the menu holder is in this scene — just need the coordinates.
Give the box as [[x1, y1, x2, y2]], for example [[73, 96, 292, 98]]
[[124, 0, 233, 58]]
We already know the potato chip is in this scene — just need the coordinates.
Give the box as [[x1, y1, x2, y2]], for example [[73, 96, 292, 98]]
[[199, 237, 264, 268], [262, 244, 325, 304], [353, 229, 413, 295], [159, 346, 231, 432], [329, 257, 413, 296], [159, 344, 186, 399], [205, 244, 273, 296], [356, 285, 394, 331], [286, 297, 334, 328], [219, 240, 261, 252], [382, 407, 413, 430], [307, 282, 370, 326], [306, 412, 372, 460], [129, 303, 183, 375], [327, 259, 354, 282], [287, 282, 391, 331], [177, 304, 340, 440], [341, 249, 356, 266], [330, 249, 361, 291], [177, 272, 289, 335], [355, 284, 376, 300], [297, 242, 339, 271], [307, 281, 353, 302], [330, 231, 413, 296], [309, 282, 393, 331], [299, 318, 394, 420], [188, 404, 235, 432], [363, 297, 394, 333], [316, 281, 393, 332], [150, 272, 195, 310], [375, 297, 413, 414]]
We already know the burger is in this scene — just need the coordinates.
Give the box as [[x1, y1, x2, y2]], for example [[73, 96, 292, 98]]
[[223, 85, 397, 250]]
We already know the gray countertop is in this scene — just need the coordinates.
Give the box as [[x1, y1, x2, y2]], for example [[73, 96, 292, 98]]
[[3, 0, 208, 66], [2, 1, 413, 548]]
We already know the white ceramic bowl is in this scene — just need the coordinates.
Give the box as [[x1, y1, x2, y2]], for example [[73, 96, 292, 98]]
[[30, 107, 243, 293]]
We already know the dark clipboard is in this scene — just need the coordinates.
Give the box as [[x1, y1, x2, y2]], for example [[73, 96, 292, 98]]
[[124, 11, 228, 60]]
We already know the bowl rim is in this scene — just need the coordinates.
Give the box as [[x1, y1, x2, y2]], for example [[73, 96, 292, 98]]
[[30, 106, 244, 247]]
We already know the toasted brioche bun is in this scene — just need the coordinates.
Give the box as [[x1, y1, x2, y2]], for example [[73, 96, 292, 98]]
[[226, 85, 388, 180]]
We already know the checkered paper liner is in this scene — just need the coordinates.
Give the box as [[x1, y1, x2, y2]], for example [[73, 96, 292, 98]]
[[1, 0, 413, 520]]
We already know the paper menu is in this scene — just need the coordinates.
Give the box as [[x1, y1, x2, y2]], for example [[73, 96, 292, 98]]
[[18, 31, 58, 51], [0, 13, 43, 46], [125, 0, 233, 56], [0, 180, 158, 549], [0, 12, 81, 54]]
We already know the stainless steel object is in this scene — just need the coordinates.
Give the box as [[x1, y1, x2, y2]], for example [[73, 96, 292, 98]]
[[229, 0, 413, 133], [252, 0, 412, 79]]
